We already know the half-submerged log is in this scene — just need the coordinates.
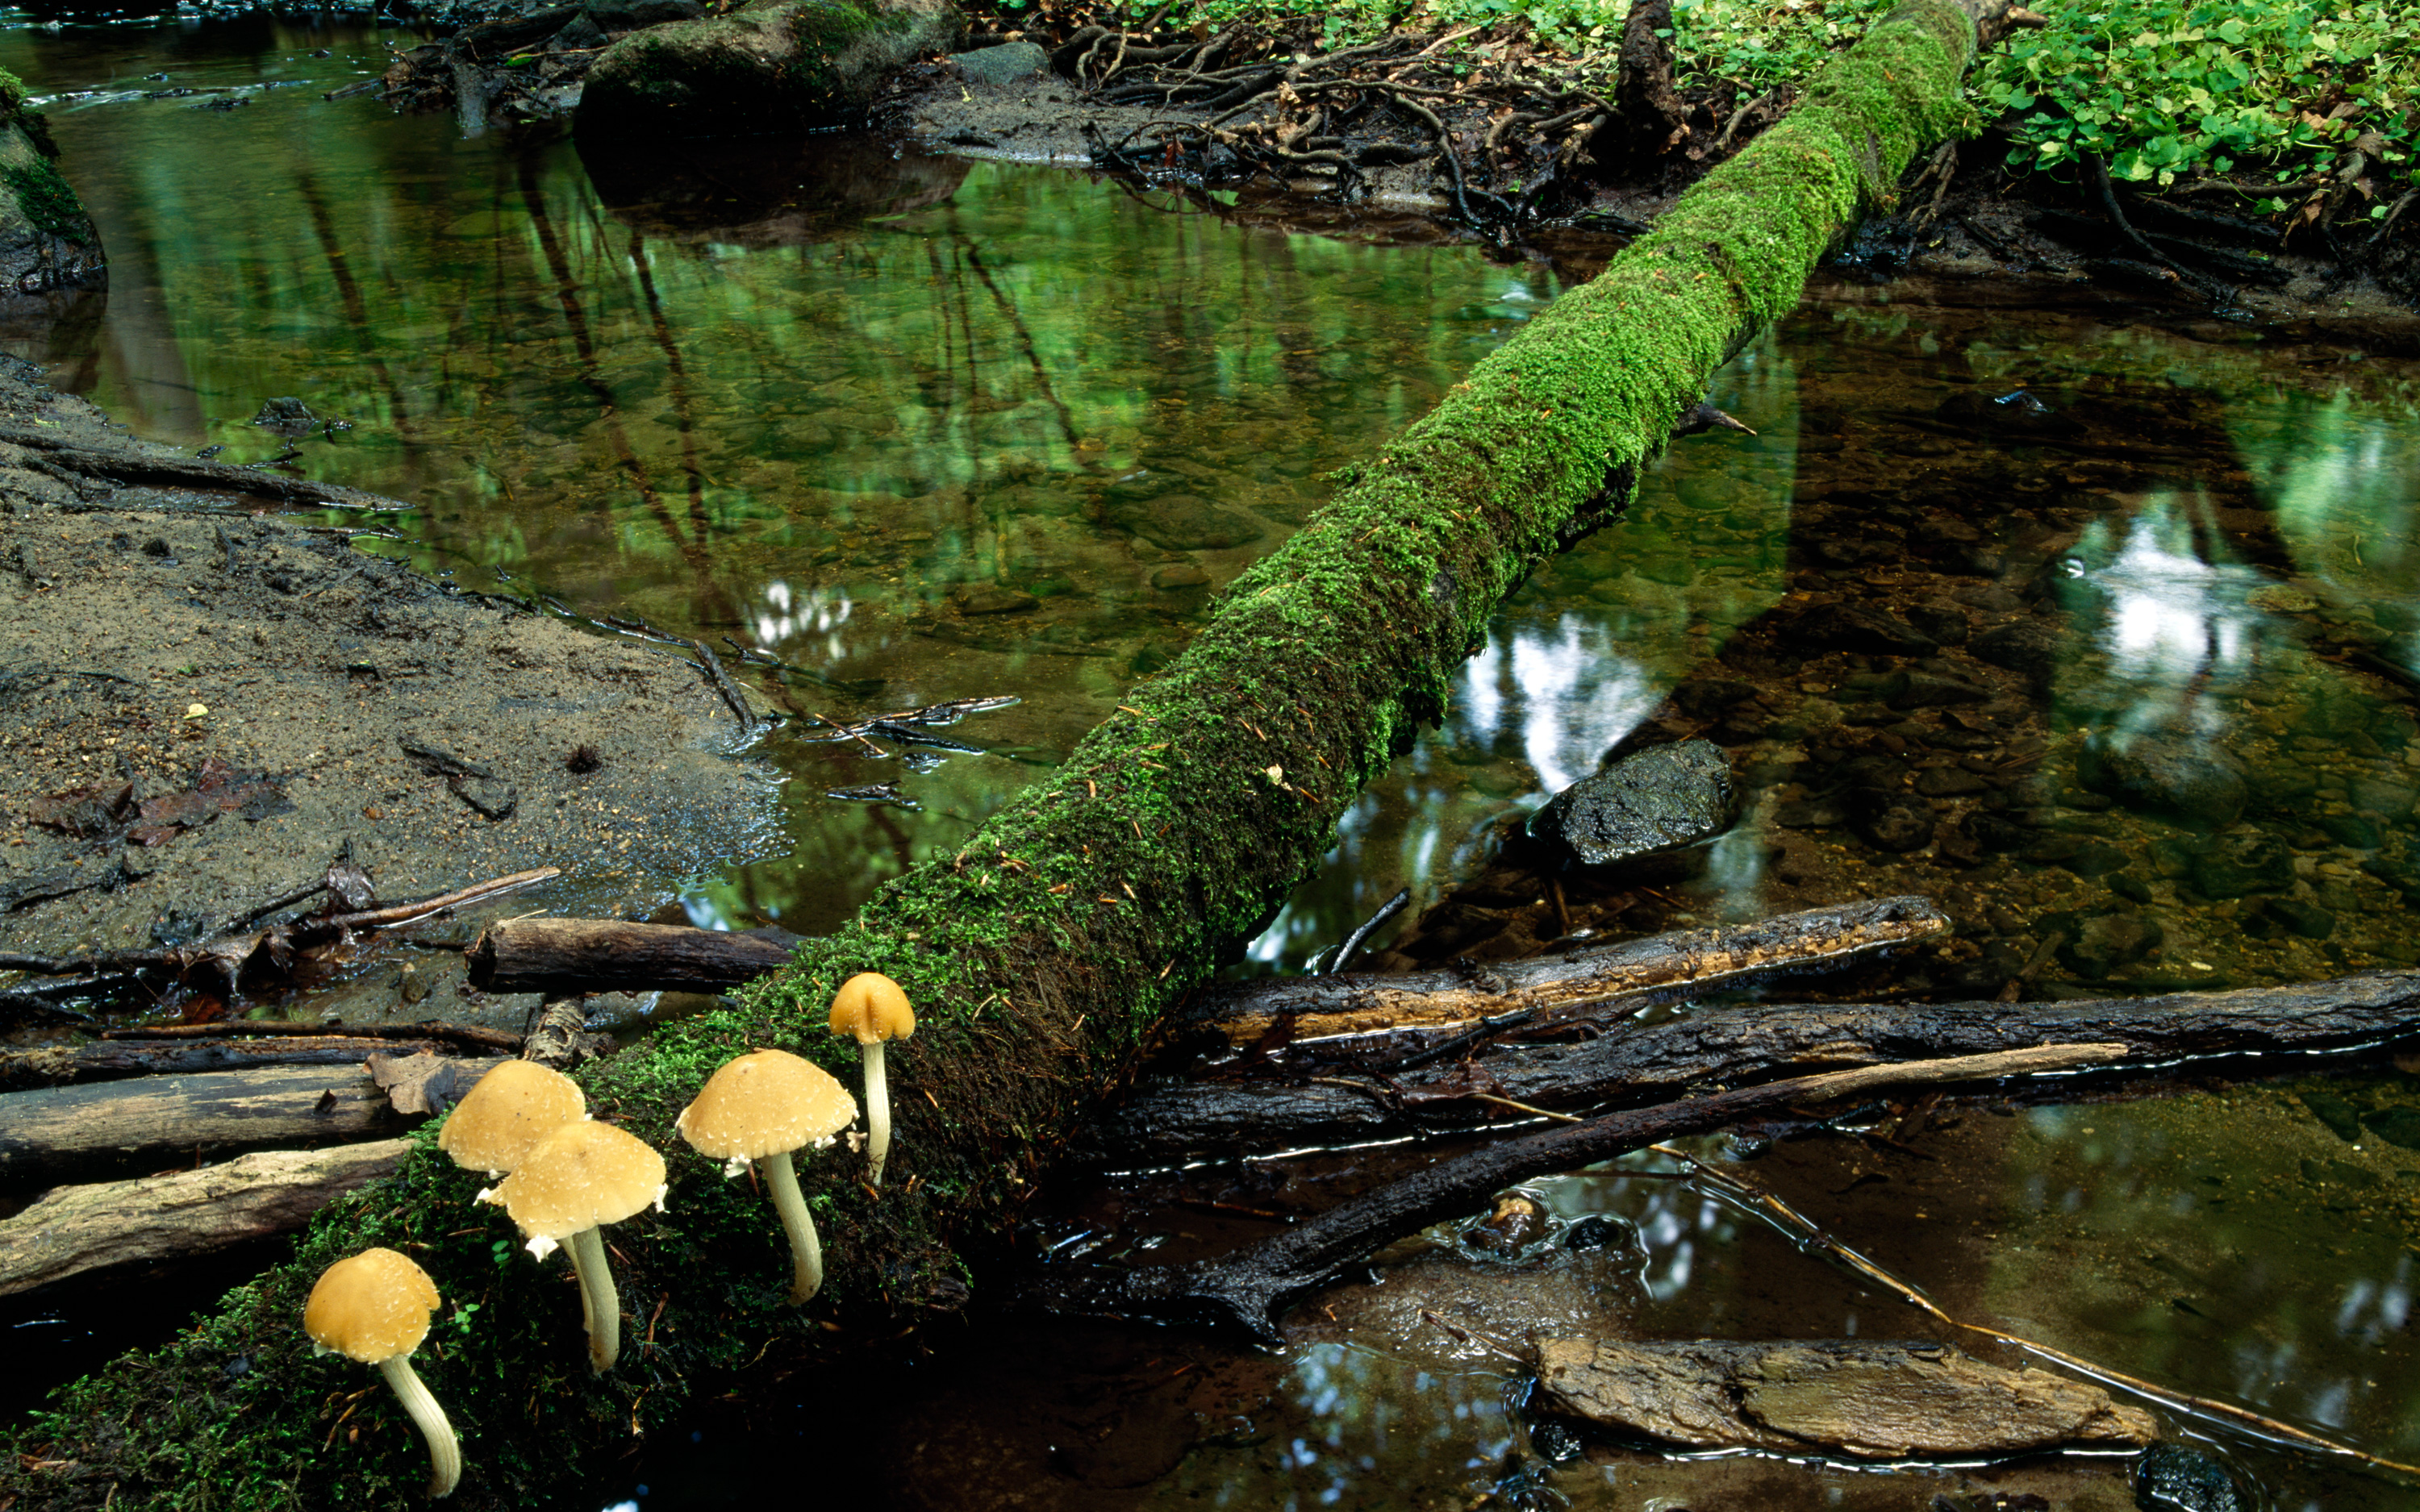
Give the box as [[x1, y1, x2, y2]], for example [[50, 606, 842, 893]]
[[1035, 1045, 2123, 1342], [1100, 968, 2420, 1158], [0, 1141, 412, 1297], [0, 1064, 415, 1186], [464, 918, 800, 995], [1532, 1339, 2159, 1458], [2, 6, 2022, 1504]]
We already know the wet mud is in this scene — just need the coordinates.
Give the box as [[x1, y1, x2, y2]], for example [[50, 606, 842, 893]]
[[0, 360, 782, 1032]]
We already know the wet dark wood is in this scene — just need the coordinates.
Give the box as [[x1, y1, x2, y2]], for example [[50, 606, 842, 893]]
[[0, 1036, 461, 1091], [0, 1064, 409, 1187], [1099, 969, 2420, 1159], [1033, 1045, 2120, 1342], [94, 1018, 521, 1050], [465, 918, 803, 994], [1181, 895, 1951, 1043], [1533, 1338, 2158, 1456], [0, 1139, 412, 1297]]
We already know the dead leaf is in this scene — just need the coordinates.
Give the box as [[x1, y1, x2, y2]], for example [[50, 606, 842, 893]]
[[365, 1051, 498, 1116]]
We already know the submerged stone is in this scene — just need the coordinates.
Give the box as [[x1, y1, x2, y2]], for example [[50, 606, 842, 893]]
[[2076, 729, 2248, 830], [1526, 739, 1736, 867], [2132, 1442, 2246, 1512]]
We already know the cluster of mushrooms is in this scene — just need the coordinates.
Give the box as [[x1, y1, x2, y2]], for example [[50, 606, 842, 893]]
[[302, 971, 917, 1498]]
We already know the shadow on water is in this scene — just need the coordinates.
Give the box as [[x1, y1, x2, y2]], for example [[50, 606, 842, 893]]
[[4, 15, 2420, 1512]]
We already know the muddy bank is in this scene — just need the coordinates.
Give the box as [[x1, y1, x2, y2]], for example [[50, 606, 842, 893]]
[[0, 360, 782, 1031]]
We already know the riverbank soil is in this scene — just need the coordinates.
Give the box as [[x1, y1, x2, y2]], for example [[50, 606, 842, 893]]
[[0, 360, 781, 1032]]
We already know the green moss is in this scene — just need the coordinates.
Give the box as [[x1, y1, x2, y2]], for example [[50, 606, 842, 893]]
[[3, 5, 1981, 1508], [2, 151, 86, 240]]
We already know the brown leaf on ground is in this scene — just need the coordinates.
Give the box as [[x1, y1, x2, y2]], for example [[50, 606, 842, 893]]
[[27, 782, 133, 836], [365, 1051, 500, 1116]]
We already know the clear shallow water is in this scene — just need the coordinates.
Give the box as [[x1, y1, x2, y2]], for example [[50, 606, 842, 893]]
[[7, 12, 2420, 1512]]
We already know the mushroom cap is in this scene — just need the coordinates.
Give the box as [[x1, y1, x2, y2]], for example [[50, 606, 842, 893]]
[[828, 972, 915, 1045], [488, 1119, 666, 1243], [304, 1248, 441, 1364], [437, 1060, 586, 1176], [676, 1049, 857, 1163]]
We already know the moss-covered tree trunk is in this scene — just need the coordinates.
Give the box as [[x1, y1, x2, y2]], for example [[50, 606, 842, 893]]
[[3, 4, 2010, 1506]]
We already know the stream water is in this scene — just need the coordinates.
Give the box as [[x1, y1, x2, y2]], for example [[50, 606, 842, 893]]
[[6, 10, 2420, 1511]]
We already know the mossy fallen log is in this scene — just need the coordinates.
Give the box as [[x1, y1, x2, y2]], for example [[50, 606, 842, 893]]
[[0, 3, 2017, 1506]]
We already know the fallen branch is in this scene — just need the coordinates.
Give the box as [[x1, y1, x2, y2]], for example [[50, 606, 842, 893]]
[[1029, 1043, 2125, 1341], [0, 427, 415, 512], [0, 1140, 413, 1297], [465, 918, 801, 995], [1099, 968, 2420, 1158], [0, 1064, 410, 1185], [92, 1019, 522, 1051], [2, 1035, 474, 1091]]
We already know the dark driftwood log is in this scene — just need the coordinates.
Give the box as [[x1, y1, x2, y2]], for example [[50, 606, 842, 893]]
[[464, 918, 799, 995], [0, 1037, 461, 1092], [1185, 896, 1949, 1043], [0, 1140, 412, 1297], [0, 1064, 409, 1186], [0, 427, 415, 513], [1099, 969, 2420, 1159], [1532, 1338, 2159, 1457], [1033, 1045, 2122, 1342]]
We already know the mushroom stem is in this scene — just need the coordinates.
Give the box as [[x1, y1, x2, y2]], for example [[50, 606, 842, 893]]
[[563, 1226, 620, 1372], [377, 1354, 461, 1499], [757, 1151, 825, 1303], [863, 1039, 892, 1188]]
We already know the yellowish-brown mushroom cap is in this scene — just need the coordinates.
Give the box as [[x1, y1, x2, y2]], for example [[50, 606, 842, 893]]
[[304, 1248, 441, 1364], [437, 1060, 586, 1177], [676, 1049, 857, 1167], [828, 972, 915, 1045], [486, 1119, 666, 1255]]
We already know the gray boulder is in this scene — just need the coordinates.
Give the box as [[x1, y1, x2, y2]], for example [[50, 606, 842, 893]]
[[949, 40, 1045, 85], [1527, 739, 1737, 867], [574, 0, 962, 140]]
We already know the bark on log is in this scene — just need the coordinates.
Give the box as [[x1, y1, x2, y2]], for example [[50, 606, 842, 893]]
[[1531, 1338, 2159, 1457], [0, 1141, 412, 1298], [0, 6, 2017, 1506], [464, 918, 801, 995], [1097, 968, 2420, 1158], [0, 1038, 461, 1092], [1183, 895, 1948, 1043], [0, 1064, 415, 1187]]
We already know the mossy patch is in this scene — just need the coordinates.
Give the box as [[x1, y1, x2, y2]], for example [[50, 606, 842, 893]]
[[1, 148, 87, 241], [574, 0, 961, 140]]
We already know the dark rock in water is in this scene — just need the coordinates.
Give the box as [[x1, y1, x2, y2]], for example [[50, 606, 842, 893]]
[[1670, 678, 1759, 719], [949, 38, 1045, 83], [1855, 800, 1934, 852], [1971, 618, 2062, 682], [1561, 1214, 1638, 1253], [1105, 493, 1265, 552], [1913, 766, 1990, 798], [2059, 911, 2162, 977], [2188, 830, 2293, 898], [574, 0, 962, 140], [2132, 1443, 2246, 1512], [1526, 739, 1736, 867], [2060, 839, 2130, 878], [2298, 1089, 2364, 1143], [1905, 602, 1970, 645], [2360, 1106, 2420, 1152], [251, 396, 316, 431], [1962, 810, 2035, 852], [1789, 602, 1934, 656], [2265, 895, 2335, 940], [2076, 731, 2247, 829], [953, 584, 1037, 615], [1882, 669, 1995, 710], [548, 11, 609, 49], [2365, 839, 2420, 897], [2315, 810, 2384, 850]]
